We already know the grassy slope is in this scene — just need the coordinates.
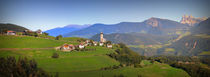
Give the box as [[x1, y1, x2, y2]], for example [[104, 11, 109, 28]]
[[59, 37, 85, 45], [60, 61, 190, 77], [0, 35, 190, 77], [0, 46, 119, 72], [0, 35, 65, 48]]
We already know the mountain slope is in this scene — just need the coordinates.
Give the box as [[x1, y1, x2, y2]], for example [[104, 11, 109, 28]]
[[64, 17, 189, 38], [45, 24, 90, 36], [191, 17, 210, 34], [158, 18, 210, 56], [90, 33, 176, 45], [0, 23, 29, 32], [157, 34, 210, 56]]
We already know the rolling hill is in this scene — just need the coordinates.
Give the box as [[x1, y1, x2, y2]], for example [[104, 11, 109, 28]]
[[0, 23, 29, 33], [63, 17, 189, 38]]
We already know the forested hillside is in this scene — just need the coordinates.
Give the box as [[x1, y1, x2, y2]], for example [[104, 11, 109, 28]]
[[0, 23, 28, 33]]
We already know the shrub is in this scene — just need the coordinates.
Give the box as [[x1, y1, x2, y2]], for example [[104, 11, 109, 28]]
[[0, 56, 50, 77], [52, 52, 59, 58]]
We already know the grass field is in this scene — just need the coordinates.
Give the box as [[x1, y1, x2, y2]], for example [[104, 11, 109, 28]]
[[0, 35, 190, 77], [0, 35, 84, 48], [0, 47, 190, 77], [0, 46, 119, 72], [58, 61, 190, 77], [0, 35, 66, 48]]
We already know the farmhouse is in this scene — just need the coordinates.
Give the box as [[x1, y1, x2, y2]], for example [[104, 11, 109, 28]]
[[99, 42, 104, 46], [79, 43, 85, 49], [7, 30, 16, 35], [61, 44, 75, 51], [36, 29, 42, 34], [107, 44, 112, 48], [93, 41, 97, 46]]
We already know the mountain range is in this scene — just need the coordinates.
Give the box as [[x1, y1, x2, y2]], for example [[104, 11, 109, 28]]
[[45, 24, 90, 36], [63, 17, 189, 38]]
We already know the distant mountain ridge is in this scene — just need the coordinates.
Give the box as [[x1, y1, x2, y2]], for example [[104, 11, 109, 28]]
[[45, 24, 90, 36], [64, 17, 189, 38]]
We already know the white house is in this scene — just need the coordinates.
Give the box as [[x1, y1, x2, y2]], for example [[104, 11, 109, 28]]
[[93, 42, 97, 46], [99, 42, 104, 46], [79, 43, 85, 49], [107, 44, 112, 48], [7, 30, 16, 35], [36, 29, 42, 34]]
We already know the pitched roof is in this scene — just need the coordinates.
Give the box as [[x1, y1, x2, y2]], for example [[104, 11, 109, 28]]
[[7, 30, 15, 32]]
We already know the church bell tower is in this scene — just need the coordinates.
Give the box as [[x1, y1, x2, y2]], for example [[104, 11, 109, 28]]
[[100, 32, 103, 42]]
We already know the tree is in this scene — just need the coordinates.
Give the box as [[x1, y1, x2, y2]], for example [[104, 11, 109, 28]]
[[43, 32, 49, 36], [106, 41, 112, 44], [55, 35, 63, 40], [0, 56, 50, 77], [52, 52, 59, 58]]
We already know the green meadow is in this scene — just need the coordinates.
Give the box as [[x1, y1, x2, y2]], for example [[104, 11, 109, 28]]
[[58, 61, 190, 77], [0, 35, 190, 77], [0, 46, 119, 72], [0, 35, 65, 48]]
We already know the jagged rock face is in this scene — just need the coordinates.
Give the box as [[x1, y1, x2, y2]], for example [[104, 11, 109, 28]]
[[146, 18, 159, 27], [180, 15, 206, 26]]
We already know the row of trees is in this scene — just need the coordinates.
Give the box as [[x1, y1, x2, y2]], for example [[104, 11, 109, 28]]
[[0, 56, 50, 77]]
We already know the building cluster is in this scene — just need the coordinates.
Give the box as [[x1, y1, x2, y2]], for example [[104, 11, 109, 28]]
[[6, 29, 42, 35], [59, 32, 113, 52]]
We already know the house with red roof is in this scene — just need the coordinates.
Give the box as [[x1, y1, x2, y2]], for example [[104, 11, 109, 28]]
[[7, 30, 16, 35]]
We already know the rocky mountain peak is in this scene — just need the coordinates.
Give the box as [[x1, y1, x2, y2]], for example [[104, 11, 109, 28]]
[[146, 17, 159, 27], [180, 15, 207, 26]]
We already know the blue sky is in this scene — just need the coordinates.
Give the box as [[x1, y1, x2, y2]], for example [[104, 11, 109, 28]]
[[0, 0, 209, 31]]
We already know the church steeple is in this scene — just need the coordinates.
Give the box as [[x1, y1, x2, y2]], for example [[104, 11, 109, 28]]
[[100, 32, 104, 42]]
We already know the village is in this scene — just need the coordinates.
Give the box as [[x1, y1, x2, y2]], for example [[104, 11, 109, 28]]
[[5, 29, 113, 52], [6, 29, 43, 35], [57, 32, 113, 52]]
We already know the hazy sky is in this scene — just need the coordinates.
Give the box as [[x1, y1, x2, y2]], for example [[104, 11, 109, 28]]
[[0, 0, 209, 31]]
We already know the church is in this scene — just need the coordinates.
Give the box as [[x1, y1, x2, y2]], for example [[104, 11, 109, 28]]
[[100, 32, 106, 43]]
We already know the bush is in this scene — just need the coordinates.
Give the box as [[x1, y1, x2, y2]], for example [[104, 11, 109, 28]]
[[0, 56, 50, 77], [52, 52, 59, 58]]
